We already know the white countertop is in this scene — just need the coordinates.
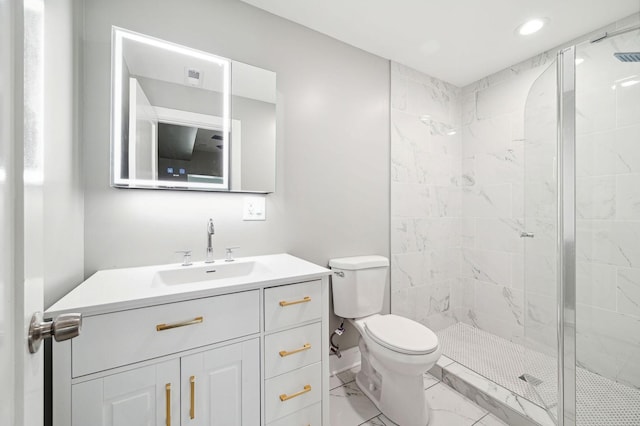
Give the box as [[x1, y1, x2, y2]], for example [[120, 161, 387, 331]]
[[45, 253, 330, 318]]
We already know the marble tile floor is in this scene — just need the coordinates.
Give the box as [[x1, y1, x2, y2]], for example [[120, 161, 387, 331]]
[[329, 366, 509, 426]]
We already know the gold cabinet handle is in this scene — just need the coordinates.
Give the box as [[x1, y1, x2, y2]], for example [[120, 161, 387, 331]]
[[279, 384, 311, 401], [165, 383, 171, 426], [189, 375, 196, 419], [279, 343, 311, 357], [279, 296, 311, 307], [156, 316, 203, 331]]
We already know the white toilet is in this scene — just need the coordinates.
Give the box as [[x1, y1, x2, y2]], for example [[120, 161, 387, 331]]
[[329, 255, 441, 426]]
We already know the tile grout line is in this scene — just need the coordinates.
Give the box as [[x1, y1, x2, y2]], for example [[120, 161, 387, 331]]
[[330, 378, 356, 390], [424, 379, 440, 390], [471, 412, 490, 425], [357, 413, 383, 426]]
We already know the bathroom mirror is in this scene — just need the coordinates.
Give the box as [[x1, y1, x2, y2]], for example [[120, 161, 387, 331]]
[[111, 27, 276, 192]]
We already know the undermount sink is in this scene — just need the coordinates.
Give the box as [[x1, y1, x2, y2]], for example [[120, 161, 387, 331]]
[[152, 260, 271, 287]]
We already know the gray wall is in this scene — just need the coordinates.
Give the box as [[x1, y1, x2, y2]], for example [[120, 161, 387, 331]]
[[44, 0, 85, 308], [81, 0, 390, 349]]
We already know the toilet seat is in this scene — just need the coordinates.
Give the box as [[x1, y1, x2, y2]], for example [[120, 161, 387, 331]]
[[363, 314, 438, 355]]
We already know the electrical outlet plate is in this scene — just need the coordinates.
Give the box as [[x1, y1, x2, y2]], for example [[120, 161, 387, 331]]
[[243, 196, 266, 221]]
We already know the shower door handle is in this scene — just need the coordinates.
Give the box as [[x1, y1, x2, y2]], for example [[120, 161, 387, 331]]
[[520, 232, 535, 238]]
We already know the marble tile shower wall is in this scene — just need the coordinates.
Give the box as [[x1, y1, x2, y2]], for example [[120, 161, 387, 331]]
[[390, 58, 552, 340], [390, 62, 463, 331], [459, 60, 550, 346]]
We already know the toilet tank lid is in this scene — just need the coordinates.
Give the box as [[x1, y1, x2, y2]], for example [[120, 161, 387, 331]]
[[329, 255, 389, 270]]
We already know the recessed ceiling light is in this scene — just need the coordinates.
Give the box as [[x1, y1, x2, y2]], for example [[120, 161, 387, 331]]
[[517, 18, 548, 36]]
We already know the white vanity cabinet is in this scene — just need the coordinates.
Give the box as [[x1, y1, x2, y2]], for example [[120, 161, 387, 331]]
[[72, 358, 180, 426], [263, 281, 324, 425], [72, 340, 260, 426], [180, 339, 260, 425], [46, 254, 331, 426]]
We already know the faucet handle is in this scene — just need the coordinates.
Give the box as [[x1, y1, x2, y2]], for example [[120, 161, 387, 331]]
[[175, 250, 192, 266], [225, 247, 240, 262]]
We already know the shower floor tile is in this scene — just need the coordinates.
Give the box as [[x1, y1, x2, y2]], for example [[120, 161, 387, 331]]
[[436, 323, 546, 405], [436, 322, 640, 426]]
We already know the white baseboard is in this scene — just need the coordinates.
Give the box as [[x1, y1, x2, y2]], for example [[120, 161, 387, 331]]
[[329, 346, 361, 376]]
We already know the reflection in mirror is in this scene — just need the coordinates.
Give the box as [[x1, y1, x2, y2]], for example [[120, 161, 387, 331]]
[[111, 27, 276, 192]]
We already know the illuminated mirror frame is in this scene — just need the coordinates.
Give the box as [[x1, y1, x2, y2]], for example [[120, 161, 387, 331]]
[[111, 27, 231, 190]]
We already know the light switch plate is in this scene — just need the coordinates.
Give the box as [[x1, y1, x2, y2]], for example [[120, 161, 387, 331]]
[[243, 196, 266, 221]]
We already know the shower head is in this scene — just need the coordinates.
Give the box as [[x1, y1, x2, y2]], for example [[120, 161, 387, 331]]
[[614, 52, 640, 62]]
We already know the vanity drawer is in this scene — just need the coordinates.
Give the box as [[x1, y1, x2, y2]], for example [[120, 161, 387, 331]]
[[264, 281, 322, 331], [267, 402, 322, 426], [265, 322, 322, 378], [72, 290, 259, 377], [265, 362, 322, 423]]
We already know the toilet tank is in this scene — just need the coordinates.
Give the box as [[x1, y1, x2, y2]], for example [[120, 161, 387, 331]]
[[329, 255, 389, 318]]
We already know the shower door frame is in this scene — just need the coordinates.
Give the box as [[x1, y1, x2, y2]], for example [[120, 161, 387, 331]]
[[556, 46, 577, 426]]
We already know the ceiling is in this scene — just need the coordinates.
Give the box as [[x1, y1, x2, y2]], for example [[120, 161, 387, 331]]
[[239, 0, 639, 86]]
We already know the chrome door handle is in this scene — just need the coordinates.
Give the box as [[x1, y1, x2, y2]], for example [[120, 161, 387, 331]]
[[28, 312, 82, 354]]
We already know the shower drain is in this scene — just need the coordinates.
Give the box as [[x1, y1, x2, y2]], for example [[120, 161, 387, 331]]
[[519, 373, 544, 387]]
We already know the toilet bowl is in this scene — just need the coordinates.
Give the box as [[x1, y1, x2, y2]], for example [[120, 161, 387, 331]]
[[329, 256, 441, 426], [350, 314, 441, 426]]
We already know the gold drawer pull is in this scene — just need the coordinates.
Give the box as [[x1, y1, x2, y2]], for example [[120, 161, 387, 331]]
[[156, 316, 203, 331], [165, 383, 171, 426], [279, 384, 311, 401], [279, 343, 311, 357], [190, 375, 196, 419], [279, 296, 311, 307]]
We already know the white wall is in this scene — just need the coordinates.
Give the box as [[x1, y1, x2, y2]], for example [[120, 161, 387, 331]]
[[80, 0, 390, 349], [43, 0, 85, 309], [0, 0, 14, 422]]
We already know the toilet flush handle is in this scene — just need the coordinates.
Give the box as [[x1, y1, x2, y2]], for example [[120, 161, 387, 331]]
[[334, 271, 345, 277]]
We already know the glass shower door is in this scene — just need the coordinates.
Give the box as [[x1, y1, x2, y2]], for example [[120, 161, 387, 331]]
[[521, 20, 640, 426], [522, 60, 560, 423], [573, 26, 640, 426]]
